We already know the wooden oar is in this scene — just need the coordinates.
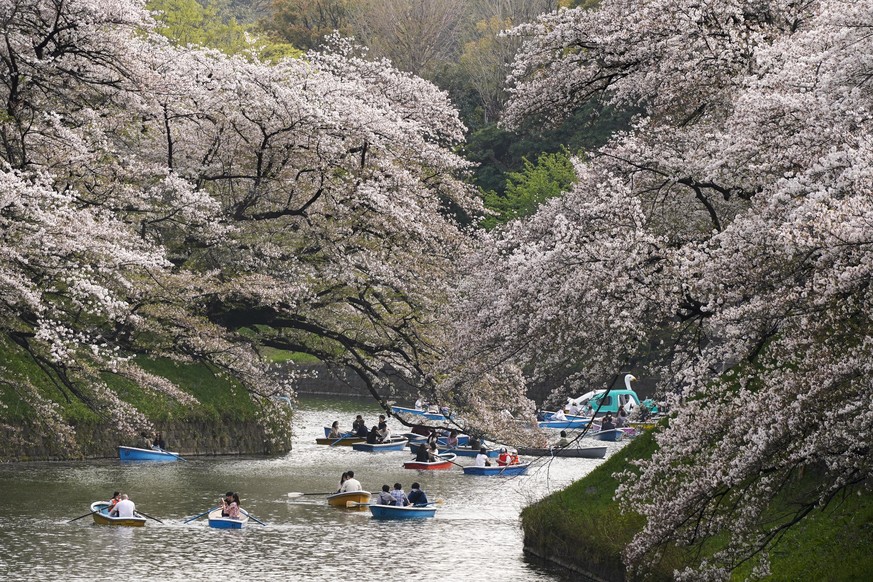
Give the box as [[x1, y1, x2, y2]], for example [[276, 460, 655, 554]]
[[68, 509, 99, 523], [329, 433, 352, 447], [240, 509, 267, 527], [136, 511, 164, 524], [183, 506, 218, 523], [287, 492, 334, 498], [346, 501, 371, 508]]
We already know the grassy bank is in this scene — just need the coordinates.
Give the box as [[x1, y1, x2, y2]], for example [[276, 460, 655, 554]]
[[0, 335, 293, 460], [521, 429, 873, 581]]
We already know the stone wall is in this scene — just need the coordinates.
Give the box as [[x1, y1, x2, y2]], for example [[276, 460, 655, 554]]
[[0, 416, 292, 461]]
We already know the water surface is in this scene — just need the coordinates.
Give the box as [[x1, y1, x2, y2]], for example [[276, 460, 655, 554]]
[[0, 396, 624, 581]]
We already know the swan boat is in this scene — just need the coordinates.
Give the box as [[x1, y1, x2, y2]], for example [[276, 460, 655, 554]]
[[90, 501, 147, 527], [565, 374, 659, 417]]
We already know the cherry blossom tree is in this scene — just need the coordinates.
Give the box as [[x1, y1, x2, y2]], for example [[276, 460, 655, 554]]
[[1, 0, 478, 446], [448, 0, 873, 577]]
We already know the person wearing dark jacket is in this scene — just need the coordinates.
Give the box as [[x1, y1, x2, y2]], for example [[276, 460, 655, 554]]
[[407, 483, 428, 507], [366, 426, 381, 444], [414, 444, 430, 462]]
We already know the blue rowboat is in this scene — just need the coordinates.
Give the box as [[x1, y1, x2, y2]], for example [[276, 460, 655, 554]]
[[588, 429, 624, 442], [462, 463, 531, 476], [390, 405, 450, 422], [537, 417, 591, 430], [369, 504, 436, 520], [442, 446, 499, 458], [352, 437, 408, 452], [207, 508, 249, 529], [118, 445, 182, 462]]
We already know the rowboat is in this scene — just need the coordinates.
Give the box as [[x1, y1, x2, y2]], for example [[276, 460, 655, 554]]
[[90, 501, 146, 527], [326, 491, 372, 507], [587, 428, 624, 442], [207, 508, 249, 529], [118, 445, 182, 462], [352, 437, 408, 452], [403, 453, 457, 470], [514, 446, 607, 459], [441, 446, 500, 458], [537, 416, 591, 430], [391, 405, 450, 422], [462, 463, 531, 476], [369, 504, 436, 520], [315, 436, 365, 446], [400, 432, 469, 448]]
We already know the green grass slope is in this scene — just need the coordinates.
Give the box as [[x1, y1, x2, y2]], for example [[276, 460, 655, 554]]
[[521, 429, 873, 581]]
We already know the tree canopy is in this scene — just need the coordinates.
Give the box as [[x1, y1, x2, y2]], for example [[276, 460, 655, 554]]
[[444, 0, 873, 577]]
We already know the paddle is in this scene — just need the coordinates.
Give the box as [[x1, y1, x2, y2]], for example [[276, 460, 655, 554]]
[[135, 511, 164, 524], [287, 492, 334, 498], [240, 509, 267, 527], [68, 509, 99, 523], [329, 434, 350, 447], [346, 501, 370, 508], [183, 506, 219, 523]]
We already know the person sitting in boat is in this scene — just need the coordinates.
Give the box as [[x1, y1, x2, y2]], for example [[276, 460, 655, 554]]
[[376, 484, 394, 505], [552, 408, 567, 422], [468, 435, 482, 450], [151, 432, 166, 451], [337, 472, 349, 493], [220, 492, 234, 516], [108, 491, 121, 509], [444, 429, 459, 449], [497, 447, 511, 466], [426, 429, 438, 449], [352, 415, 367, 437], [509, 449, 520, 465], [427, 443, 441, 462], [340, 471, 362, 493], [556, 430, 570, 448], [568, 401, 580, 416], [601, 414, 616, 431], [109, 493, 135, 518], [328, 421, 342, 438], [223, 493, 241, 520], [408, 483, 428, 507], [366, 425, 382, 444], [414, 396, 427, 411], [390, 483, 409, 507], [475, 447, 491, 467], [615, 406, 628, 428], [377, 420, 391, 442], [414, 443, 430, 462]]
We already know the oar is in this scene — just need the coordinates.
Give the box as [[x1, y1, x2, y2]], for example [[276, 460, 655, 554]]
[[183, 506, 218, 523], [68, 510, 99, 523], [287, 492, 334, 498], [346, 501, 371, 508], [240, 509, 267, 527], [329, 434, 352, 447], [136, 511, 164, 524]]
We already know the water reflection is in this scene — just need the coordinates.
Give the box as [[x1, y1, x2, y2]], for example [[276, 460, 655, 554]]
[[0, 395, 623, 581]]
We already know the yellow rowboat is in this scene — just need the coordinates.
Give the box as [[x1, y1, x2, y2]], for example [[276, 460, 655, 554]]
[[326, 491, 371, 508], [90, 501, 146, 527]]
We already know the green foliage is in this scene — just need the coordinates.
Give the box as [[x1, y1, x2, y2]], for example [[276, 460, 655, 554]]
[[148, 0, 302, 59], [464, 102, 633, 197], [481, 148, 577, 228], [522, 427, 873, 580]]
